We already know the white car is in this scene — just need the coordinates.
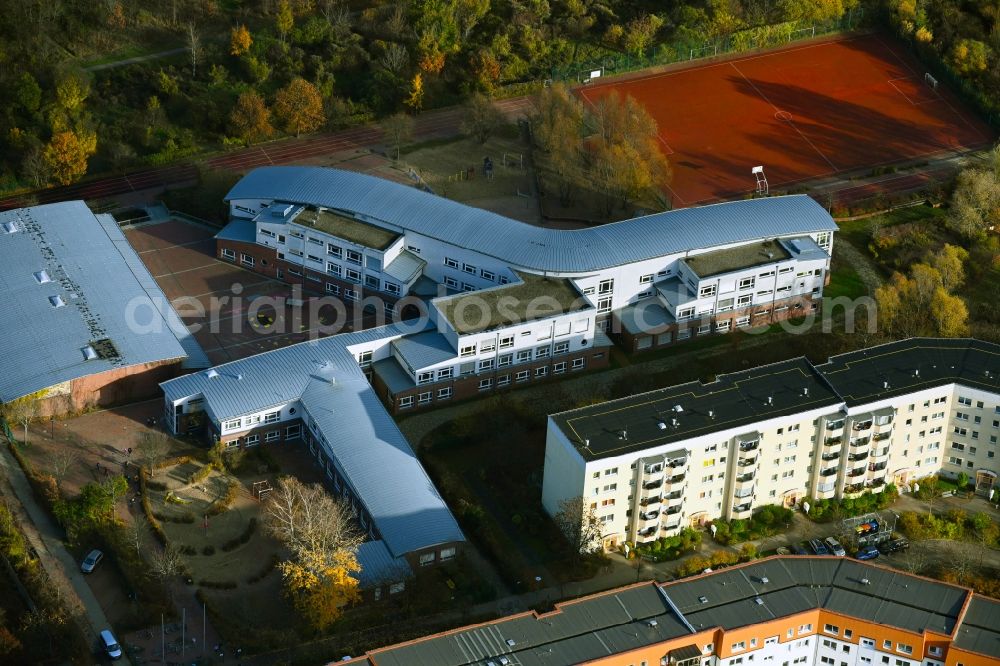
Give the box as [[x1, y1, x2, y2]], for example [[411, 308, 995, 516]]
[[824, 537, 846, 557], [81, 549, 103, 574], [100, 629, 122, 660]]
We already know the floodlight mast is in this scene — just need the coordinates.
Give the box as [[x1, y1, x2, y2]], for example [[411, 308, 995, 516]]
[[752, 165, 768, 197]]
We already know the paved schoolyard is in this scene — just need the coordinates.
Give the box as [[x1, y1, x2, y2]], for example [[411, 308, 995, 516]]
[[124, 218, 380, 365]]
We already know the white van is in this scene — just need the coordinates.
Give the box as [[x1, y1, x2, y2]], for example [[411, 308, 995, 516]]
[[100, 629, 122, 660]]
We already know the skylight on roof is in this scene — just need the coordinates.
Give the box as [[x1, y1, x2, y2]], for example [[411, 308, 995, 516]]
[[82, 345, 98, 361], [33, 270, 51, 284], [1, 221, 17, 234], [49, 295, 65, 308]]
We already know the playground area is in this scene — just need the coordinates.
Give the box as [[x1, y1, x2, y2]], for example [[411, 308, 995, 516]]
[[579, 33, 995, 206], [124, 218, 382, 365]]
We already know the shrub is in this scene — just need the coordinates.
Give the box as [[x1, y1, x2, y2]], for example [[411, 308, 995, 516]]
[[140, 470, 168, 546], [206, 480, 239, 516], [245, 554, 280, 584], [198, 579, 237, 589], [179, 545, 197, 556], [221, 518, 257, 552], [146, 480, 167, 491], [202, 545, 215, 556], [189, 465, 213, 485]]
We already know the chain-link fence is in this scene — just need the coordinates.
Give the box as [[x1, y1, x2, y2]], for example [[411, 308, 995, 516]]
[[549, 11, 864, 86]]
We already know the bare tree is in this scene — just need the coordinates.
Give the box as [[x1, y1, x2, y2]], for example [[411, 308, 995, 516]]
[[149, 545, 183, 582], [49, 447, 77, 486], [553, 496, 603, 554], [187, 23, 201, 79], [1, 394, 41, 444], [461, 93, 503, 144], [264, 477, 363, 559], [382, 113, 414, 161], [125, 519, 145, 557], [379, 42, 409, 74], [898, 547, 930, 575], [136, 431, 170, 476]]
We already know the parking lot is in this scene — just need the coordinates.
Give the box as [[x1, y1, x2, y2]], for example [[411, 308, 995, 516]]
[[124, 218, 380, 365]]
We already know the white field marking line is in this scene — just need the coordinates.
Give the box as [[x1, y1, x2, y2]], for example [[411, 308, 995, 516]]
[[174, 278, 279, 300], [578, 33, 866, 91], [153, 263, 220, 278], [136, 237, 214, 254], [886, 77, 917, 105], [729, 61, 839, 173], [872, 34, 990, 140]]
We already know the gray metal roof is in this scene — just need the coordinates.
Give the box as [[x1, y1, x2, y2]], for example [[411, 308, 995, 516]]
[[617, 298, 675, 335], [347, 557, 991, 666], [352, 539, 413, 589], [392, 331, 456, 373], [372, 358, 416, 394], [160, 322, 464, 557], [225, 167, 837, 274], [215, 219, 257, 243], [0, 202, 208, 403], [383, 249, 426, 283]]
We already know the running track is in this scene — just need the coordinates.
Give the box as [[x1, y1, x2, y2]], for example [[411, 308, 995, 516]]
[[0, 97, 534, 210]]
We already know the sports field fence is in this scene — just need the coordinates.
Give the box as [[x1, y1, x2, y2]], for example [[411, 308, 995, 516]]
[[551, 10, 865, 87]]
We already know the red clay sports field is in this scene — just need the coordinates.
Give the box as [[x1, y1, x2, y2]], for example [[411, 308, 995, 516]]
[[579, 33, 995, 206]]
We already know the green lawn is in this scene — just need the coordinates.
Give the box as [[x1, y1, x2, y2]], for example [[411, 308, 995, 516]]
[[824, 261, 866, 300]]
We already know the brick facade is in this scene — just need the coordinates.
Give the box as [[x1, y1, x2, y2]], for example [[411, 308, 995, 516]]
[[40, 358, 184, 417]]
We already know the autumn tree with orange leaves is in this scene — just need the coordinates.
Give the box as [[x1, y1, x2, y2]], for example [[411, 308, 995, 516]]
[[230, 24, 252, 56], [273, 78, 324, 136], [42, 129, 97, 185], [229, 90, 273, 144]]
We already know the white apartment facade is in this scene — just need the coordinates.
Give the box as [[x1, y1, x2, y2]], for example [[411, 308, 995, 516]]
[[543, 338, 1000, 549]]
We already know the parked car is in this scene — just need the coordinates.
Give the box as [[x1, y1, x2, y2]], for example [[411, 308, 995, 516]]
[[808, 538, 830, 555], [878, 538, 909, 554], [81, 549, 103, 574], [100, 629, 122, 660], [790, 542, 809, 555], [824, 537, 847, 557], [856, 545, 880, 560]]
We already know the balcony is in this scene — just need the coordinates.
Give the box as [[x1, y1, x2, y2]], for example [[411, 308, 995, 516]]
[[868, 461, 888, 472], [642, 479, 663, 491], [853, 420, 873, 432], [668, 457, 688, 468], [738, 456, 757, 467], [820, 467, 838, 477], [872, 431, 891, 442], [824, 436, 843, 446], [816, 482, 836, 495], [639, 495, 661, 507], [735, 472, 755, 483], [848, 467, 866, 478], [667, 473, 686, 485], [868, 477, 886, 488], [637, 526, 657, 538], [826, 420, 845, 431], [644, 464, 664, 475], [665, 490, 683, 501], [848, 451, 870, 462], [739, 440, 760, 452], [639, 510, 660, 522], [732, 502, 753, 515], [845, 482, 865, 494], [850, 437, 871, 448], [665, 504, 683, 516], [821, 451, 841, 462]]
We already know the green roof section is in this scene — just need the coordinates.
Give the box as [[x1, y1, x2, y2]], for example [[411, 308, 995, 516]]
[[293, 205, 400, 250], [684, 239, 791, 278], [435, 272, 591, 335]]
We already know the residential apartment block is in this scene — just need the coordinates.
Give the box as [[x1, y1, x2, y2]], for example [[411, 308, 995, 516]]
[[214, 166, 837, 412], [342, 556, 1000, 666], [542, 338, 1000, 549]]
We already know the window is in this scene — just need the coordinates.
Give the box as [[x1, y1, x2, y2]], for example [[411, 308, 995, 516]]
[[499, 335, 514, 349], [598, 279, 614, 294], [325, 283, 340, 296], [224, 419, 241, 431], [240, 253, 255, 267], [737, 294, 752, 307], [515, 370, 530, 382], [824, 625, 839, 635], [346, 250, 363, 265], [398, 396, 414, 409], [264, 411, 280, 424], [286, 424, 302, 439], [462, 263, 476, 274], [553, 362, 567, 374], [699, 284, 717, 298], [437, 367, 453, 380], [265, 430, 280, 443], [572, 358, 586, 369], [597, 297, 612, 313], [345, 268, 361, 283], [498, 354, 512, 367], [478, 359, 494, 371], [344, 289, 358, 301], [497, 374, 510, 386], [478, 378, 492, 390], [882, 641, 892, 650], [535, 366, 548, 377], [220, 248, 236, 261], [417, 371, 434, 385], [438, 387, 452, 400], [480, 269, 495, 281], [535, 346, 550, 359], [365, 276, 380, 290], [640, 274, 654, 283], [897, 645, 912, 655], [418, 392, 432, 404], [739, 277, 755, 290], [516, 349, 532, 362], [480, 339, 496, 353], [732, 642, 746, 652], [244, 434, 260, 446], [419, 552, 435, 566], [678, 307, 695, 320], [460, 344, 476, 357], [554, 341, 570, 354]]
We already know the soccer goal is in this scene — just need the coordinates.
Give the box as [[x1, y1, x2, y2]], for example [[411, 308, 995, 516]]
[[580, 67, 603, 84], [788, 26, 816, 42], [924, 72, 939, 91], [689, 43, 718, 61]]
